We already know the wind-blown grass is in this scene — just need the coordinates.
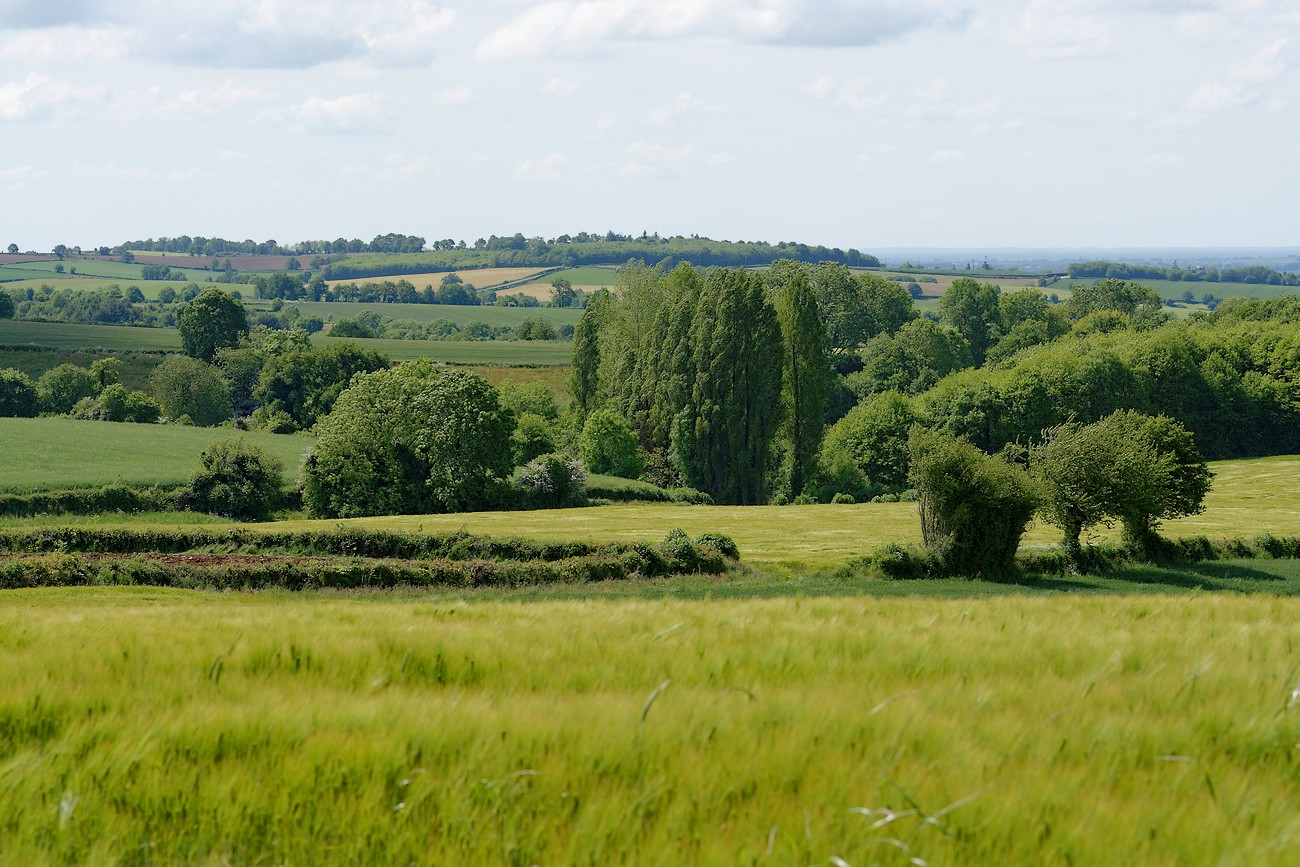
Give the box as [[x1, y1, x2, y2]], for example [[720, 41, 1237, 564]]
[[3, 590, 1300, 864]]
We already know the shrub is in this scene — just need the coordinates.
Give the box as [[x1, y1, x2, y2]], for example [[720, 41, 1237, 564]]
[[179, 438, 285, 521], [515, 453, 588, 509], [36, 364, 98, 415], [150, 356, 233, 427], [909, 426, 1039, 580], [511, 412, 556, 465], [0, 369, 39, 417], [578, 409, 644, 478]]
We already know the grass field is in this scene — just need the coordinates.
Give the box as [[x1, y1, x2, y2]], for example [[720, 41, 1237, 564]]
[[3, 589, 1300, 864], [252, 300, 583, 330], [40, 454, 1282, 569], [0, 277, 214, 300], [0, 417, 313, 492], [1051, 276, 1299, 302], [0, 320, 181, 352], [312, 334, 573, 365], [0, 348, 163, 391], [511, 265, 622, 299]]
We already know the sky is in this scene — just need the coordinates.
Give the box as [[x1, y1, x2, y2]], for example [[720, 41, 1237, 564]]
[[2, 0, 1298, 255]]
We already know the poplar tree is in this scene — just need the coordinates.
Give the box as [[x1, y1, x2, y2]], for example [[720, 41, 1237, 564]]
[[770, 264, 832, 497], [568, 289, 610, 422], [672, 268, 783, 504]]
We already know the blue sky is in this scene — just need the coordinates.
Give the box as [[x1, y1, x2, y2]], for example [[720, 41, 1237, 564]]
[[2, 0, 1297, 253]]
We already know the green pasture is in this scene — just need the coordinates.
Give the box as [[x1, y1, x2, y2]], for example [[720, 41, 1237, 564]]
[[312, 334, 572, 365], [0, 348, 163, 391], [3, 590, 1300, 864], [5, 259, 209, 282], [249, 300, 583, 329], [0, 320, 181, 352], [0, 417, 312, 492], [0, 277, 211, 300]]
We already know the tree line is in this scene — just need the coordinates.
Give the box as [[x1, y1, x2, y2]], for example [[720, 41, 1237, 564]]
[[1068, 260, 1300, 286]]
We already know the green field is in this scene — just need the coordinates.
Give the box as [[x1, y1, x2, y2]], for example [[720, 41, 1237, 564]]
[[0, 277, 216, 300], [1051, 276, 1299, 302], [0, 417, 312, 492], [249, 300, 584, 329], [0, 348, 164, 391], [312, 334, 572, 365], [3, 589, 1300, 864], [0, 319, 181, 352]]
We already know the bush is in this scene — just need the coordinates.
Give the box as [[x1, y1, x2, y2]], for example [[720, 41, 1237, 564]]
[[515, 453, 587, 509], [36, 364, 98, 415], [511, 412, 556, 465], [578, 409, 645, 478], [150, 356, 233, 427], [909, 426, 1039, 580], [0, 369, 39, 417], [178, 438, 285, 521]]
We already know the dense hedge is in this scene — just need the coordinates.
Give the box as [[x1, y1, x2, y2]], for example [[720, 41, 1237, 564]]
[[0, 527, 738, 577], [858, 534, 1300, 581], [0, 485, 184, 518], [584, 483, 714, 505]]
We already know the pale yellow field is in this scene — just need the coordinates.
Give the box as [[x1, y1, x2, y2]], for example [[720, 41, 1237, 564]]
[[509, 279, 618, 299], [325, 268, 547, 291]]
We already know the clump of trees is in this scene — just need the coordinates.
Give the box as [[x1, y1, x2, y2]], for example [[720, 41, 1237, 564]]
[[179, 438, 284, 521], [302, 362, 514, 518]]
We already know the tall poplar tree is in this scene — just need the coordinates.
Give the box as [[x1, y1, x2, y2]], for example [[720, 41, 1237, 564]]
[[568, 289, 610, 423], [672, 268, 783, 504], [771, 266, 832, 497]]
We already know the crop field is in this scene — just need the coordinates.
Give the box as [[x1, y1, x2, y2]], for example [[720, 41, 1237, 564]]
[[325, 267, 550, 291], [0, 417, 312, 492], [2, 589, 1300, 864], [0, 277, 211, 300], [511, 265, 621, 299], [0, 320, 181, 352], [1051, 276, 1298, 302], [312, 334, 572, 365], [262, 300, 583, 330]]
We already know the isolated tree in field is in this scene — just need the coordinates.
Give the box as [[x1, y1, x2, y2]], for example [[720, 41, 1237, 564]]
[[150, 356, 233, 426], [302, 362, 515, 518], [179, 288, 249, 362], [1032, 410, 1212, 566], [550, 278, 577, 307], [578, 409, 644, 478], [5, 244, 16, 255], [181, 438, 284, 521], [671, 268, 783, 505], [769, 262, 832, 497], [909, 426, 1039, 580]]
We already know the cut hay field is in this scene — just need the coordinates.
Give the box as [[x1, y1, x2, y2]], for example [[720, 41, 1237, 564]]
[[4, 589, 1300, 864], [0, 417, 312, 492], [325, 267, 550, 291], [0, 320, 181, 352], [511, 265, 621, 299], [311, 334, 572, 365]]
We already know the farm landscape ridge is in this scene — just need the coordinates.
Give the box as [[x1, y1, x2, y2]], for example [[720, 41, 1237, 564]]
[[4, 3, 1300, 859], [4, 232, 1300, 864]]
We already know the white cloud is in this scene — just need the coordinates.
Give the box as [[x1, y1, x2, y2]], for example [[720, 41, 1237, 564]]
[[0, 73, 103, 121], [803, 76, 887, 110], [147, 81, 271, 120], [431, 85, 473, 106], [0, 165, 48, 187], [541, 77, 581, 96], [0, 25, 125, 62], [615, 140, 732, 176], [1187, 37, 1290, 116], [476, 0, 962, 61], [377, 153, 440, 180], [285, 93, 392, 134], [216, 149, 247, 165], [927, 149, 966, 164], [995, 0, 1113, 58], [649, 92, 713, 124], [514, 153, 566, 180]]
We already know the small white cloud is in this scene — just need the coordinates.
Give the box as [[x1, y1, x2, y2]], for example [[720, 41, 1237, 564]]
[[73, 161, 159, 180], [1147, 152, 1184, 166], [648, 92, 710, 124], [0, 26, 126, 62], [615, 140, 731, 176], [0, 165, 47, 187], [1186, 38, 1289, 117], [542, 77, 581, 96], [855, 143, 897, 164], [803, 76, 886, 110], [431, 85, 473, 106], [377, 153, 440, 180], [515, 153, 566, 180], [998, 0, 1112, 58], [0, 73, 104, 122], [216, 149, 247, 165], [152, 81, 270, 119], [286, 93, 391, 134], [927, 149, 966, 164]]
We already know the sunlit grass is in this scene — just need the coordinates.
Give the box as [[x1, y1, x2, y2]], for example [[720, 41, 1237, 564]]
[[4, 590, 1300, 864]]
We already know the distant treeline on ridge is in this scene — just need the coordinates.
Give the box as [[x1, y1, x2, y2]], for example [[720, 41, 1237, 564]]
[[115, 232, 882, 276], [1068, 260, 1300, 286]]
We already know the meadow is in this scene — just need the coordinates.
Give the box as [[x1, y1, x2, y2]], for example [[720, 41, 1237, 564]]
[[311, 334, 573, 365], [0, 320, 181, 352], [0, 417, 312, 492], [4, 589, 1300, 864], [267, 300, 584, 330], [323, 267, 550, 291], [0, 277, 213, 300]]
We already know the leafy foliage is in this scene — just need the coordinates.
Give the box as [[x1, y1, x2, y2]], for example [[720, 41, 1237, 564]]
[[150, 356, 232, 427], [178, 288, 249, 362], [179, 438, 284, 521], [0, 369, 39, 417], [578, 409, 644, 478], [302, 362, 514, 518], [515, 453, 588, 509]]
